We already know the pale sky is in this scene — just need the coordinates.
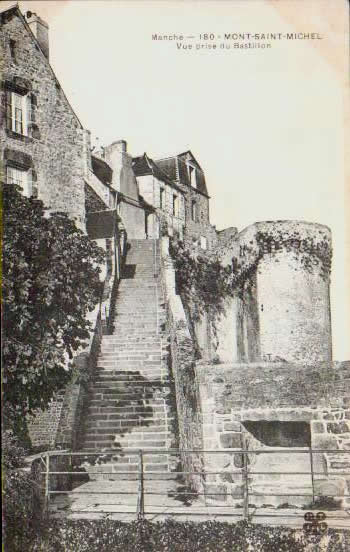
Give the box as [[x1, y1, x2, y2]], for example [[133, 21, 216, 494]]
[[5, 0, 350, 359]]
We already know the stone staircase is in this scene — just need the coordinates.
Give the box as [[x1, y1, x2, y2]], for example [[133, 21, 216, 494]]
[[80, 239, 176, 480]]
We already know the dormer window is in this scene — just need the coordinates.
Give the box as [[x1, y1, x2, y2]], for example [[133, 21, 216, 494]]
[[188, 163, 197, 189]]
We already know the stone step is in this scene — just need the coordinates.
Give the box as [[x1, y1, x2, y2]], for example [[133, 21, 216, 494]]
[[99, 350, 163, 357], [117, 280, 160, 286], [93, 379, 169, 387], [113, 312, 160, 317], [107, 330, 161, 336], [95, 373, 168, 381], [93, 373, 169, 381], [101, 339, 163, 345], [90, 398, 168, 408], [84, 430, 171, 440], [83, 438, 167, 448], [87, 403, 170, 412], [102, 334, 165, 346], [98, 354, 162, 362], [85, 420, 168, 430], [90, 380, 168, 388], [88, 392, 169, 402]]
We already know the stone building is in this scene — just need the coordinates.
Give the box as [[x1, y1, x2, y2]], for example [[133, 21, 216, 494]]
[[132, 152, 186, 240], [0, 5, 89, 229], [155, 151, 217, 250]]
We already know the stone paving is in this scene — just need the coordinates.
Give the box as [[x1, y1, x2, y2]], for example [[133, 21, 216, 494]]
[[49, 479, 350, 529]]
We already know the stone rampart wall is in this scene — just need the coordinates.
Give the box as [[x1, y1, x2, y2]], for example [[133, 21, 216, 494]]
[[160, 237, 204, 490], [195, 361, 350, 507]]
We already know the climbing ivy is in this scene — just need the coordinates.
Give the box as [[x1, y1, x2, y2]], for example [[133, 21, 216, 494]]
[[169, 225, 332, 329], [231, 227, 332, 295], [169, 240, 233, 324]]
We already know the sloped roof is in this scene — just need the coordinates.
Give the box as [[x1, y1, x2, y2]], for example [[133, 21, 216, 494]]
[[91, 155, 113, 185], [86, 210, 117, 239], [132, 153, 183, 193], [156, 153, 209, 198], [177, 150, 203, 171]]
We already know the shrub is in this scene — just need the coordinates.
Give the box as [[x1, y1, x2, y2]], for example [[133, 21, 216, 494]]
[[303, 495, 341, 511], [3, 430, 43, 551], [28, 518, 350, 552]]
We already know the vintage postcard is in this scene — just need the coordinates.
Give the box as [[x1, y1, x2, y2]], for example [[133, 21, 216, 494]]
[[2, 0, 349, 550]]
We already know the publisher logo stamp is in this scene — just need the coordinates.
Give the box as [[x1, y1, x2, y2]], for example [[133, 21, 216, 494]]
[[303, 512, 328, 535]]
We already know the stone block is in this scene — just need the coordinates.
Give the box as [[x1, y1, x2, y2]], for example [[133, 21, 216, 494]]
[[327, 422, 349, 434], [314, 479, 345, 497], [204, 484, 227, 501], [220, 433, 242, 449], [206, 454, 231, 470], [220, 472, 235, 483], [233, 453, 244, 468], [224, 422, 241, 432], [312, 421, 325, 433], [312, 434, 338, 450], [231, 484, 244, 499], [312, 453, 327, 475], [330, 461, 350, 470]]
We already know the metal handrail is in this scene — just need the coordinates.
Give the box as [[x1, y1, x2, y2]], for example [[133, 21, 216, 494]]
[[39, 447, 350, 520], [41, 448, 347, 455]]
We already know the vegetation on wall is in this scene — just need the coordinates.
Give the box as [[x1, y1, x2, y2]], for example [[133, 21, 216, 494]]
[[170, 225, 332, 326], [231, 227, 332, 294], [169, 240, 233, 324], [2, 183, 105, 436]]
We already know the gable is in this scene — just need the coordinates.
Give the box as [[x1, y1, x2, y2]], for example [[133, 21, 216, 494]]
[[178, 151, 203, 171], [0, 6, 82, 129]]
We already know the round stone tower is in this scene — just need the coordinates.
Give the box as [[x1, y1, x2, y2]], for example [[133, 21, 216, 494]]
[[241, 221, 332, 364]]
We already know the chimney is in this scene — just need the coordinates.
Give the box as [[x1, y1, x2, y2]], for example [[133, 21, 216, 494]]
[[104, 139, 139, 199], [112, 140, 127, 153], [26, 11, 49, 60]]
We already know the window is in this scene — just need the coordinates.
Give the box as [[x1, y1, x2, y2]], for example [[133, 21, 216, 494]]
[[172, 194, 178, 216], [6, 90, 32, 136], [160, 188, 165, 210], [6, 166, 37, 197], [188, 164, 197, 189], [200, 236, 207, 250], [9, 39, 16, 62], [191, 200, 197, 222]]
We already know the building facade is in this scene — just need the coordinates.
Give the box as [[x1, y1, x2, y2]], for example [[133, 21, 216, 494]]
[[1, 6, 89, 229]]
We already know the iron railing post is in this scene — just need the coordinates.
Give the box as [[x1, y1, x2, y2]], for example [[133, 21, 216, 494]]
[[309, 446, 315, 504], [45, 452, 50, 516], [243, 443, 249, 520], [137, 450, 145, 520]]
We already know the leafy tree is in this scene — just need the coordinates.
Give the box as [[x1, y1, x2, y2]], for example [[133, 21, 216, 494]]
[[2, 183, 105, 434]]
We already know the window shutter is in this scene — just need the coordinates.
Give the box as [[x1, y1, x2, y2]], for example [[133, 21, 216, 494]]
[[5, 90, 12, 130], [30, 93, 37, 123], [29, 169, 38, 198]]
